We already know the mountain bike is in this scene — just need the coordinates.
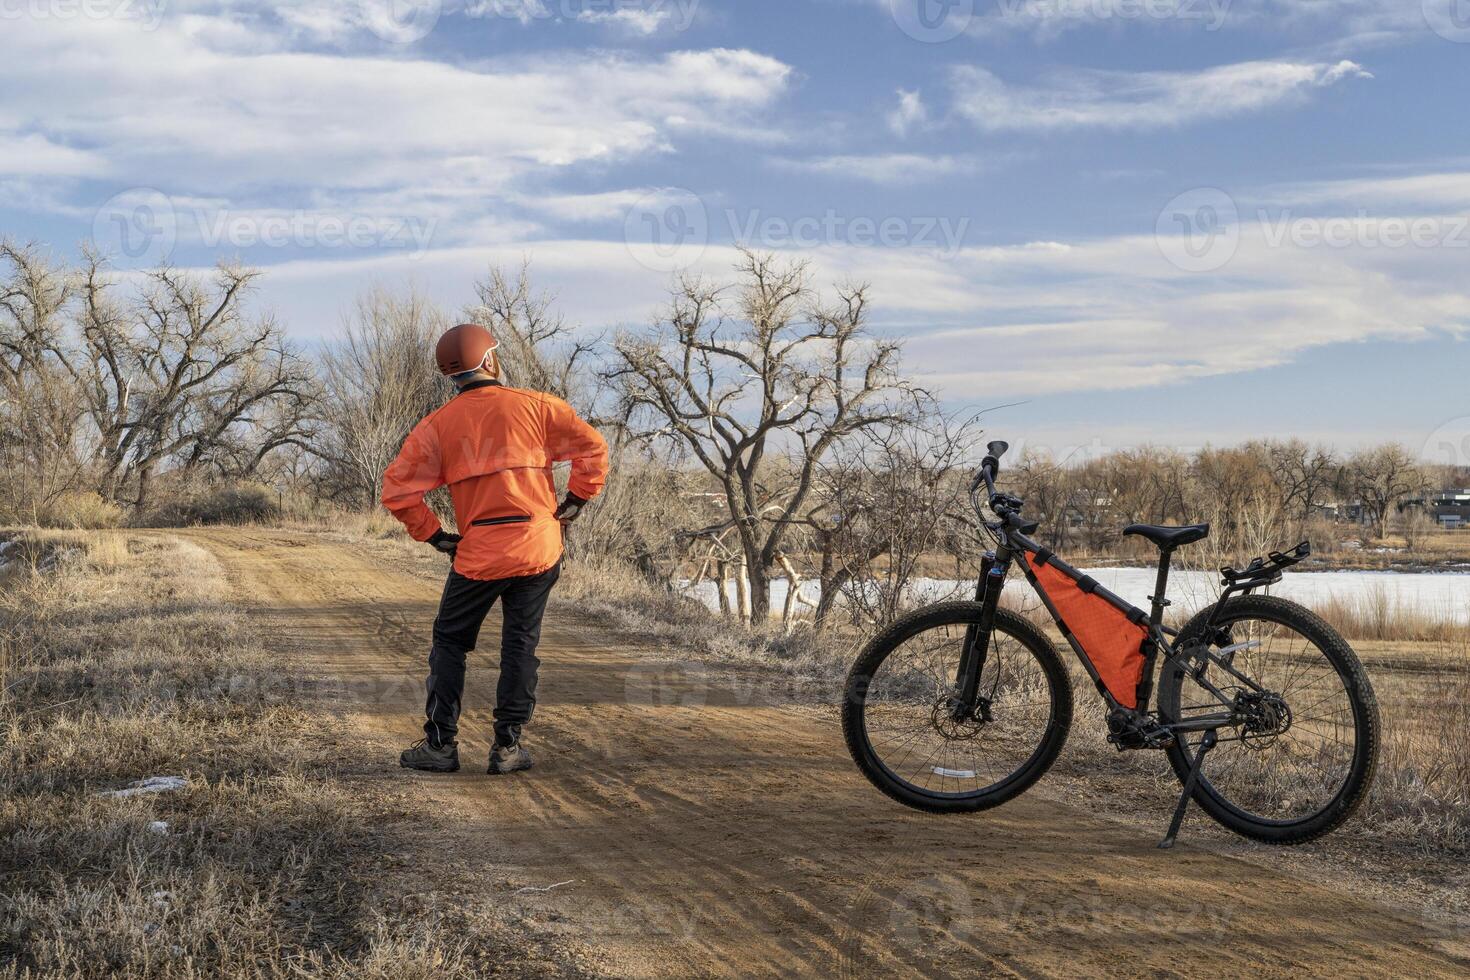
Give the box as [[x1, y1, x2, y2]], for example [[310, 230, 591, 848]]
[[842, 441, 1380, 847]]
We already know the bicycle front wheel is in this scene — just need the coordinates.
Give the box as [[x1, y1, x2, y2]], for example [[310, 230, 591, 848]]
[[1158, 594, 1380, 844], [842, 602, 1073, 814]]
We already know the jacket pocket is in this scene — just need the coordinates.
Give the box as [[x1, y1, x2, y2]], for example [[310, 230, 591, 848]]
[[471, 515, 532, 527]]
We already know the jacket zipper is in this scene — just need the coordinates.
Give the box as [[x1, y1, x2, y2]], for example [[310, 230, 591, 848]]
[[470, 515, 532, 527]]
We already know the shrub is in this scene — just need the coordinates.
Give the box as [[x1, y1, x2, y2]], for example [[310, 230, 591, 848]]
[[37, 492, 125, 530], [140, 483, 280, 527]]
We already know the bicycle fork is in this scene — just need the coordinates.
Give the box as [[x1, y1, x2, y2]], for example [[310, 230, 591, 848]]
[[953, 549, 1007, 720]]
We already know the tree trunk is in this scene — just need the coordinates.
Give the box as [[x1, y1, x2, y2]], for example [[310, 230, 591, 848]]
[[734, 555, 750, 621], [813, 574, 847, 630], [714, 560, 731, 617], [777, 553, 801, 626], [746, 560, 770, 625], [134, 466, 154, 512], [812, 539, 845, 630]]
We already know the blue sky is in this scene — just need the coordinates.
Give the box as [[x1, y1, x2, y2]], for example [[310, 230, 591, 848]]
[[3, 0, 1468, 457]]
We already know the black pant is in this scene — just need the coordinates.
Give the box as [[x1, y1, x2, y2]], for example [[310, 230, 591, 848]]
[[423, 561, 560, 748]]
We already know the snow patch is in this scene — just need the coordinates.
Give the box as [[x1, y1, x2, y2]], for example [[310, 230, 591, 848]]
[[685, 567, 1470, 624], [97, 775, 189, 798]]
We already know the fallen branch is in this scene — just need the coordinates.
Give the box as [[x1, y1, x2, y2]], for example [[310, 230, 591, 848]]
[[514, 879, 575, 894]]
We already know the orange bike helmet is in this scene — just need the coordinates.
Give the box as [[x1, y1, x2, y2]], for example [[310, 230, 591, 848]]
[[435, 323, 498, 376]]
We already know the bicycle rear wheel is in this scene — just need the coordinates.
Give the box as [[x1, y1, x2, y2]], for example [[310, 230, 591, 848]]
[[842, 602, 1073, 814], [1157, 594, 1379, 844]]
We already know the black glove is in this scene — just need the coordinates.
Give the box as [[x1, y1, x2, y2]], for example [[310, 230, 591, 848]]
[[428, 529, 461, 557], [554, 492, 588, 525]]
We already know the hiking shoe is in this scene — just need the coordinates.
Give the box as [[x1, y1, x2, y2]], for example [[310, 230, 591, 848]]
[[488, 742, 533, 775], [400, 739, 459, 773]]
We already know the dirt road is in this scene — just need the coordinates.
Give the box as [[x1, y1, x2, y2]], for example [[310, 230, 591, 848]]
[[190, 527, 1467, 978]]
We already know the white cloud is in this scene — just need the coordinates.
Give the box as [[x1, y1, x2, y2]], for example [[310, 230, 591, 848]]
[[0, 15, 791, 239], [970, 0, 1233, 39], [767, 153, 982, 185], [577, 8, 673, 35], [518, 188, 673, 222], [1267, 171, 1470, 210], [221, 167, 1470, 405], [886, 88, 928, 137], [951, 59, 1371, 131], [0, 133, 110, 178], [858, 0, 1430, 50]]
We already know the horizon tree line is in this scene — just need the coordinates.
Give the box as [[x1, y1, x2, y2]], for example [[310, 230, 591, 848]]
[[1, 239, 1457, 628]]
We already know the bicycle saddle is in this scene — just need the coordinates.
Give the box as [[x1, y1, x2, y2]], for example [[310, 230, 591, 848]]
[[1122, 522, 1210, 549]]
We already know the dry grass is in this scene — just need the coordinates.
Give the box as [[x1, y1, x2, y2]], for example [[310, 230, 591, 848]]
[[1355, 634, 1470, 851], [1029, 622, 1470, 857], [0, 530, 569, 979], [1312, 587, 1466, 644]]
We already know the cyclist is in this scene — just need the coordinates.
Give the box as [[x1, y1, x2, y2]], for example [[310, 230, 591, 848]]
[[384, 323, 609, 775]]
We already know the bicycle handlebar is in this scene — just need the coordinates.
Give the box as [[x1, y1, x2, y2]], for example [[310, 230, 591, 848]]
[[970, 439, 1017, 524]]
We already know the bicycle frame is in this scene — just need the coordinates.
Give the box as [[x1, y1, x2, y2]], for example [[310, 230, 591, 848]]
[[961, 529, 1264, 734], [910, 441, 1360, 847], [952, 448, 1286, 740]]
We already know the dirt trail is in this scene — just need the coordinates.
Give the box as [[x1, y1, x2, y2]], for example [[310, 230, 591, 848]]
[[188, 527, 1466, 978]]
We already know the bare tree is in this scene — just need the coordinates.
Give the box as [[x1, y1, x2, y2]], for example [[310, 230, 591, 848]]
[[1400, 507, 1434, 551], [0, 242, 91, 518], [608, 251, 918, 624], [1007, 450, 1073, 547], [1343, 443, 1431, 541], [1262, 439, 1338, 533], [318, 287, 450, 507], [1190, 445, 1276, 549], [2, 245, 314, 517], [830, 415, 979, 628], [74, 259, 316, 509], [469, 263, 597, 410]]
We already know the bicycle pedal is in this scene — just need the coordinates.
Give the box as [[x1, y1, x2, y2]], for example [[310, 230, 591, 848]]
[[1106, 711, 1174, 751], [1143, 728, 1176, 749]]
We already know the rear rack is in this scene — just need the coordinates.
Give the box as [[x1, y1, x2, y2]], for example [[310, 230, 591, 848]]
[[1220, 541, 1310, 591]]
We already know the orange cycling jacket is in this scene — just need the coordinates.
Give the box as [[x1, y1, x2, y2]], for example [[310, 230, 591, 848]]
[[381, 380, 609, 581]]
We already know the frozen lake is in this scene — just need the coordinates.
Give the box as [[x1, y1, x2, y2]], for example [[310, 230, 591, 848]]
[[684, 566, 1470, 625]]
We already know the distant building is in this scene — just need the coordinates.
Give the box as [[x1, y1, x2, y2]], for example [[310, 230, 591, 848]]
[[1401, 489, 1470, 529]]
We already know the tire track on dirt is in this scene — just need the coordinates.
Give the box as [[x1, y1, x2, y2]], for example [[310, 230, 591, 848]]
[[184, 528, 1468, 979]]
